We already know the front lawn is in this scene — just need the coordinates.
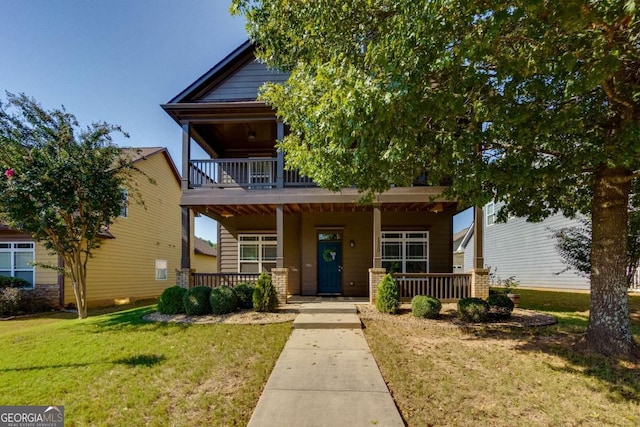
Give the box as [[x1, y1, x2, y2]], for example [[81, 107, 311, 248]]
[[0, 305, 291, 426], [361, 290, 640, 427]]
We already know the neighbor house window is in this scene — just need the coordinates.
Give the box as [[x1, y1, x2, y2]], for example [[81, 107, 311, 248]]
[[381, 232, 429, 274], [0, 242, 35, 287], [120, 189, 129, 218], [238, 234, 277, 273], [485, 202, 495, 226], [155, 259, 168, 280]]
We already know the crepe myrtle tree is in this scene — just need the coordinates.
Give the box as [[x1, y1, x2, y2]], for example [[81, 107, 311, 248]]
[[233, 1, 640, 357], [0, 93, 143, 319]]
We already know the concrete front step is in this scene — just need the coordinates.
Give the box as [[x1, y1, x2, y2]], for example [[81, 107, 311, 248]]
[[293, 313, 362, 329], [298, 303, 357, 314]]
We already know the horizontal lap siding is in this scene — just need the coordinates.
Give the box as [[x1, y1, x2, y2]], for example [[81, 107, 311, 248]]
[[64, 153, 182, 307], [202, 61, 289, 102], [193, 253, 217, 273], [484, 204, 589, 290], [35, 243, 59, 285]]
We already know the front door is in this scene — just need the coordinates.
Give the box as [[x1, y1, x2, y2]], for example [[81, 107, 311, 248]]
[[317, 239, 342, 294]]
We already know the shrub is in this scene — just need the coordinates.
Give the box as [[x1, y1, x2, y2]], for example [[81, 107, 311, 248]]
[[157, 286, 187, 315], [0, 287, 22, 316], [412, 295, 441, 319], [234, 283, 255, 309], [253, 272, 279, 312], [457, 297, 490, 322], [183, 286, 213, 316], [0, 276, 31, 288], [486, 293, 514, 320], [375, 274, 399, 314], [210, 286, 238, 314]]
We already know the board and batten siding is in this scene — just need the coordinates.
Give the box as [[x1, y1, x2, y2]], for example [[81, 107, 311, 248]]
[[201, 60, 289, 102], [63, 152, 182, 307], [483, 202, 589, 290]]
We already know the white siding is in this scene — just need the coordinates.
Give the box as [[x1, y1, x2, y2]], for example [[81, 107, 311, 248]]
[[202, 60, 289, 102], [483, 203, 589, 290], [463, 233, 474, 273]]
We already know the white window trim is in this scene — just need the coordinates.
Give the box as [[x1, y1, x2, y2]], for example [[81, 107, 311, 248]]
[[381, 231, 429, 273], [155, 259, 168, 280], [485, 202, 496, 226], [120, 189, 129, 218], [0, 241, 35, 288], [238, 234, 277, 273]]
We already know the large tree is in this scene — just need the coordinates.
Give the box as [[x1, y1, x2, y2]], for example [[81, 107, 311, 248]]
[[0, 93, 140, 319], [232, 1, 640, 357]]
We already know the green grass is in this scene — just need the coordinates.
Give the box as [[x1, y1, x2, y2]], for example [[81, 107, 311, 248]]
[[361, 290, 640, 427], [0, 304, 291, 426]]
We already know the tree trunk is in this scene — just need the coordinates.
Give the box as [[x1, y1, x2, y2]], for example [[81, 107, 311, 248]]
[[582, 166, 638, 357]]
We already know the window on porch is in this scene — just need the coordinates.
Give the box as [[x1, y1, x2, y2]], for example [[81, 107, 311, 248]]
[[238, 234, 277, 273], [381, 232, 429, 274]]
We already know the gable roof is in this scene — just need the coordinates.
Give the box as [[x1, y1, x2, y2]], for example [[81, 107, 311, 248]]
[[121, 147, 181, 186], [454, 223, 474, 253], [194, 237, 217, 257]]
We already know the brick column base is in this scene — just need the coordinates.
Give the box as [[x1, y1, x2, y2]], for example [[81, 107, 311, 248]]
[[176, 268, 194, 289], [470, 268, 490, 299], [368, 268, 387, 305], [270, 268, 289, 304]]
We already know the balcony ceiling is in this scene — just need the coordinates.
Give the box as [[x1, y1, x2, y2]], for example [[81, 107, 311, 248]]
[[193, 120, 277, 157]]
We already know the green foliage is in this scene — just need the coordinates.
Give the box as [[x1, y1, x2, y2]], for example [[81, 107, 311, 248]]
[[0, 93, 142, 319], [234, 283, 256, 309], [0, 276, 31, 288], [183, 286, 212, 316], [486, 294, 515, 320], [0, 287, 21, 316], [210, 286, 238, 315], [252, 272, 279, 312], [375, 274, 399, 314], [411, 295, 441, 319], [157, 286, 187, 315], [457, 298, 490, 323]]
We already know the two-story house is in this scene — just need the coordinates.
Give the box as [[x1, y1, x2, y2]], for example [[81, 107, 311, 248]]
[[162, 41, 488, 302]]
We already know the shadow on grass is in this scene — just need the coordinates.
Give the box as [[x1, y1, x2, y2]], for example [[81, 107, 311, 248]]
[[88, 306, 191, 333], [113, 354, 166, 367], [1, 353, 166, 372]]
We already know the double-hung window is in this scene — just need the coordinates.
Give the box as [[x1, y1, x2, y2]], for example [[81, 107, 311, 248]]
[[0, 242, 35, 287], [381, 232, 429, 274], [486, 202, 495, 226], [239, 234, 277, 273]]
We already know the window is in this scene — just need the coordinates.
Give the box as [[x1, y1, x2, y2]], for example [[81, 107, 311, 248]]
[[155, 259, 168, 280], [239, 234, 277, 273], [0, 242, 35, 287], [120, 189, 129, 218], [381, 232, 429, 274], [486, 202, 495, 226]]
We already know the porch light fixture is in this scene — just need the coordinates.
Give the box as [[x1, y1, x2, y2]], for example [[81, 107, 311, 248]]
[[248, 129, 257, 141], [429, 203, 444, 214], [349, 240, 355, 248], [221, 211, 234, 218]]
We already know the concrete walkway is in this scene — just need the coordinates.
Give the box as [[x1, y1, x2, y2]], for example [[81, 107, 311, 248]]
[[247, 303, 404, 427]]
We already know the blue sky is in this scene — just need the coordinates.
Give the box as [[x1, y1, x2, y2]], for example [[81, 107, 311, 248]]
[[1, 1, 473, 241]]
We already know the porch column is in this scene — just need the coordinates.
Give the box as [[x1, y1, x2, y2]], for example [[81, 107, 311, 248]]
[[276, 204, 284, 268], [276, 121, 285, 188], [470, 267, 490, 299], [181, 207, 191, 269], [271, 267, 289, 304], [372, 205, 382, 268], [473, 205, 484, 269], [181, 122, 191, 191]]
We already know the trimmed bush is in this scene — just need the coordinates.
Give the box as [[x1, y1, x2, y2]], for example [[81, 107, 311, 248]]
[[457, 297, 490, 322], [486, 293, 515, 320], [234, 283, 255, 309], [157, 286, 187, 315], [0, 287, 22, 316], [210, 286, 238, 314], [0, 276, 31, 288], [412, 295, 441, 319], [183, 286, 213, 316], [375, 274, 399, 314], [253, 272, 279, 312]]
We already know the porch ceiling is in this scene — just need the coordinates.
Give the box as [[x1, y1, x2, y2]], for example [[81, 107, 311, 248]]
[[193, 201, 457, 220]]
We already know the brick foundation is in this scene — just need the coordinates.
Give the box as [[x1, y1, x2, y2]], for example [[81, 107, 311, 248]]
[[176, 268, 194, 289], [470, 268, 490, 299], [270, 268, 289, 304], [368, 268, 387, 304]]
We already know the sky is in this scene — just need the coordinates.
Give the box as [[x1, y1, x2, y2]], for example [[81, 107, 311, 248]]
[[1, 0, 473, 241]]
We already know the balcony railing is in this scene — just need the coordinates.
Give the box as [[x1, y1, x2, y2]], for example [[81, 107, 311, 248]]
[[189, 158, 316, 189], [392, 273, 471, 301], [192, 272, 265, 288]]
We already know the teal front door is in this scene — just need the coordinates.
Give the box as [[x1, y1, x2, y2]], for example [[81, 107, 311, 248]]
[[317, 240, 342, 294]]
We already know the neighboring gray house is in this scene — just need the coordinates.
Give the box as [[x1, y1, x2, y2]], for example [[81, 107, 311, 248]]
[[458, 202, 590, 291], [453, 225, 474, 273]]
